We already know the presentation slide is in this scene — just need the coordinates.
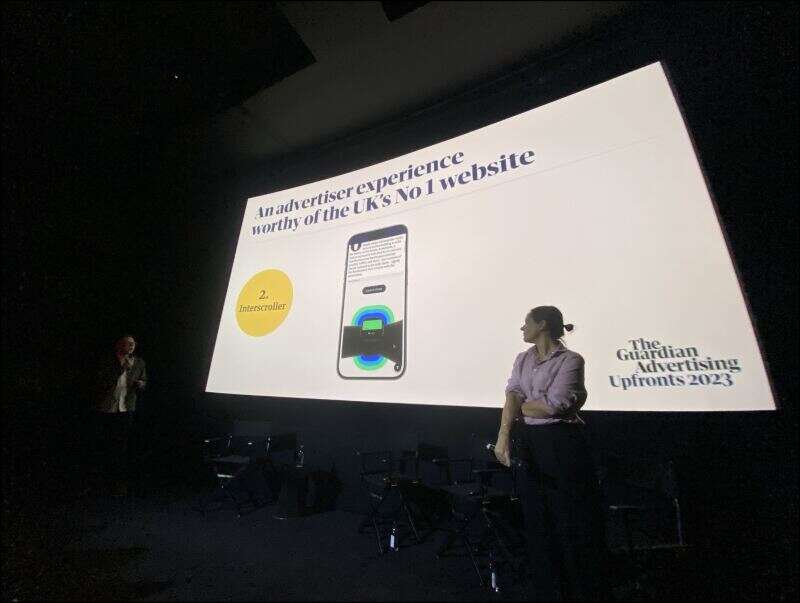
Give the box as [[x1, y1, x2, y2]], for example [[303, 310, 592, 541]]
[[206, 62, 775, 411]]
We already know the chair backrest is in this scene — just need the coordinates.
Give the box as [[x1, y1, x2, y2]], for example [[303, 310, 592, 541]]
[[659, 461, 680, 499], [601, 455, 680, 505], [600, 456, 685, 549], [232, 420, 272, 437], [229, 436, 268, 457], [266, 432, 297, 454], [221, 421, 271, 456], [467, 433, 512, 490], [417, 442, 448, 462], [468, 434, 499, 467], [356, 449, 394, 476], [416, 442, 451, 484]]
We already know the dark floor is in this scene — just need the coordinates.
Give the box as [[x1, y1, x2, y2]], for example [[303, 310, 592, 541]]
[[3, 403, 797, 602], [5, 482, 531, 601], [4, 473, 797, 602]]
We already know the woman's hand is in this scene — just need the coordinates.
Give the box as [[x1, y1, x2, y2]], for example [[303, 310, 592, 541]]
[[494, 435, 511, 467], [521, 398, 554, 419]]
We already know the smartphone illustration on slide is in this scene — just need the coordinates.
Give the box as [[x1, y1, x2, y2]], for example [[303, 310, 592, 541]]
[[337, 225, 407, 379]]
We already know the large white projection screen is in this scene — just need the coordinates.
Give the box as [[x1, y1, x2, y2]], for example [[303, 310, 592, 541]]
[[207, 63, 775, 411]]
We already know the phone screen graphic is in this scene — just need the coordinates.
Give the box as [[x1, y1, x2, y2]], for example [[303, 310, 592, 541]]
[[338, 225, 407, 379]]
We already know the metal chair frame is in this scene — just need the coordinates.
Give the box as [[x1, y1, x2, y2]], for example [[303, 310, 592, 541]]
[[200, 427, 297, 517], [356, 449, 426, 554]]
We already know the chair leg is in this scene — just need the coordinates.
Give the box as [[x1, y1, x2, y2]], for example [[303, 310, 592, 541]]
[[482, 508, 516, 568], [437, 508, 485, 587], [465, 532, 486, 587], [401, 495, 422, 543], [358, 491, 389, 554], [373, 516, 385, 554], [197, 478, 231, 515], [674, 498, 685, 546], [404, 488, 439, 535], [359, 493, 386, 533], [622, 511, 634, 552], [226, 485, 245, 517], [360, 486, 433, 553], [481, 507, 527, 585], [436, 529, 458, 558], [437, 509, 473, 557]]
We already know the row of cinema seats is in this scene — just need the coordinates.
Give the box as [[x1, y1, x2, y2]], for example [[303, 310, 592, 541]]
[[355, 433, 688, 591]]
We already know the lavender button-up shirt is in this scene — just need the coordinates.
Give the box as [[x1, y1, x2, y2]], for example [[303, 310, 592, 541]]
[[505, 342, 587, 425]]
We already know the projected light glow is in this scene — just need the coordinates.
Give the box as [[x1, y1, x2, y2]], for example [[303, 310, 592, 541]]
[[207, 63, 775, 412]]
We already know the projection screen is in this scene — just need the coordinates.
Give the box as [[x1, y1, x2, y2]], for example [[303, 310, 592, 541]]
[[206, 62, 775, 411]]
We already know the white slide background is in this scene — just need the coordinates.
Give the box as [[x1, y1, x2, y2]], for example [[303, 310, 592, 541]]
[[206, 63, 775, 411]]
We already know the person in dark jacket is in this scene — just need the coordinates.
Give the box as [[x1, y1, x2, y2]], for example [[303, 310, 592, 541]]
[[93, 334, 147, 496]]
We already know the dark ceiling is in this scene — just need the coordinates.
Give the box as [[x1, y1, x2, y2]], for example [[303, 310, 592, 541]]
[[3, 2, 314, 153], [3, 1, 633, 176]]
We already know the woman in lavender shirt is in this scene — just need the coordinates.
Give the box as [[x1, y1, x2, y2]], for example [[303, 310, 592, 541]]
[[494, 306, 610, 601]]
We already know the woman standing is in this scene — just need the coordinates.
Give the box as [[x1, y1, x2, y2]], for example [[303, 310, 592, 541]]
[[494, 306, 611, 601]]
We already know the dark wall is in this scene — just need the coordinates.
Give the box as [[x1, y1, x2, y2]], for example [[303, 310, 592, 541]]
[[3, 1, 797, 579]]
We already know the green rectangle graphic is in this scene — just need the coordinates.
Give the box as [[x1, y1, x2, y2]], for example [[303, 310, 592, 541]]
[[362, 319, 383, 331]]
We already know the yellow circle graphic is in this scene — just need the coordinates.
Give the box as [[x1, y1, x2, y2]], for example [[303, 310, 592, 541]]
[[235, 269, 293, 337]]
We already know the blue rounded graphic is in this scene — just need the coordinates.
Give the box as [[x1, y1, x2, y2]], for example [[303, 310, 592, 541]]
[[353, 305, 394, 327], [352, 305, 395, 370]]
